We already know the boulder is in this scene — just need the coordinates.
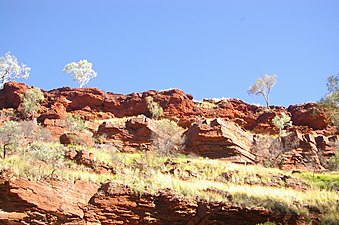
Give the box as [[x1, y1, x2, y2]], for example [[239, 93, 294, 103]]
[[60, 131, 93, 146], [0, 81, 29, 108], [95, 117, 158, 151], [184, 118, 255, 163]]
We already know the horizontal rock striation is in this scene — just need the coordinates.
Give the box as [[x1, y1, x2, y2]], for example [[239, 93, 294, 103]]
[[0, 179, 306, 225]]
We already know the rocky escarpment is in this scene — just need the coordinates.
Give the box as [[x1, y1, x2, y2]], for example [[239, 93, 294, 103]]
[[0, 178, 306, 225], [0, 81, 337, 171], [0, 82, 338, 224]]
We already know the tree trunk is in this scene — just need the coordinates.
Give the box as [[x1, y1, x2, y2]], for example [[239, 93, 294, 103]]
[[3, 144, 7, 159]]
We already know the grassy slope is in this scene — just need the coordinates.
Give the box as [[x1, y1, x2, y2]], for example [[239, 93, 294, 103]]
[[0, 143, 338, 224]]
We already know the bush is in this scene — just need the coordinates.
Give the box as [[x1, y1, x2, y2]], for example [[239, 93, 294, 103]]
[[152, 119, 185, 155], [327, 141, 339, 171], [0, 120, 54, 158], [65, 115, 86, 132], [253, 134, 299, 168], [19, 120, 38, 141], [28, 143, 65, 167], [320, 75, 338, 128], [20, 87, 44, 118], [35, 126, 53, 142], [146, 96, 163, 118], [272, 112, 292, 136], [0, 121, 24, 158]]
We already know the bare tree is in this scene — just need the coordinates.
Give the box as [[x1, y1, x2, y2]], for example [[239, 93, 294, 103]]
[[152, 119, 185, 155], [248, 74, 277, 107]]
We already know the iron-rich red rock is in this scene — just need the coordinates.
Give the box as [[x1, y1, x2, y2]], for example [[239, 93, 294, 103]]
[[0, 81, 337, 169], [0, 82, 29, 108], [288, 103, 332, 130], [184, 118, 255, 163], [0, 178, 99, 224]]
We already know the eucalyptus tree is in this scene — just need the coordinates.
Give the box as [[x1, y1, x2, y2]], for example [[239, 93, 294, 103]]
[[248, 74, 277, 107], [64, 60, 97, 88], [0, 52, 30, 88]]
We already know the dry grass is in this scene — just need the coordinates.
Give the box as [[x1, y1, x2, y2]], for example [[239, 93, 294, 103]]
[[96, 115, 146, 126], [194, 100, 219, 109], [1, 146, 338, 223]]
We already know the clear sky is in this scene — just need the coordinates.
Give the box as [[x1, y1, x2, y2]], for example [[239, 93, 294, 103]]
[[1, 1, 338, 106]]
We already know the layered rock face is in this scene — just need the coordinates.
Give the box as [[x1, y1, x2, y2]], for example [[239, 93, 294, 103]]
[[0, 178, 99, 224], [0, 82, 337, 224], [44, 85, 194, 119], [0, 179, 305, 225], [0, 81, 337, 170], [184, 118, 255, 163], [96, 117, 158, 151]]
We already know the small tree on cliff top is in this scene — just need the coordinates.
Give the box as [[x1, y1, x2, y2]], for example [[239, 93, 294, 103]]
[[64, 60, 97, 88], [248, 74, 277, 107], [320, 74, 339, 127], [0, 52, 30, 88]]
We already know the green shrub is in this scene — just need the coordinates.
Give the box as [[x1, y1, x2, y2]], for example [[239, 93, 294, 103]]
[[0, 121, 24, 158], [272, 112, 292, 136], [328, 151, 339, 171], [21, 87, 44, 118], [146, 96, 163, 118], [319, 75, 338, 128], [65, 115, 86, 132], [297, 171, 339, 191], [28, 142, 65, 167]]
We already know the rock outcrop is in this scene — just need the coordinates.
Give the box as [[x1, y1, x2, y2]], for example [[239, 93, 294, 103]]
[[0, 178, 99, 224], [280, 130, 338, 171], [96, 117, 158, 151], [184, 118, 255, 163], [0, 82, 337, 224], [44, 86, 195, 119], [0, 82, 29, 109], [0, 179, 306, 225], [288, 103, 331, 130], [84, 182, 305, 225], [0, 82, 337, 170]]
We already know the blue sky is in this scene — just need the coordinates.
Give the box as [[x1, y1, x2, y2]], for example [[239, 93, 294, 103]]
[[1, 1, 338, 106]]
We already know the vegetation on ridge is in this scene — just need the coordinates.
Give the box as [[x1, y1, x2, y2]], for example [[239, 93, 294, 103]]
[[0, 140, 338, 223]]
